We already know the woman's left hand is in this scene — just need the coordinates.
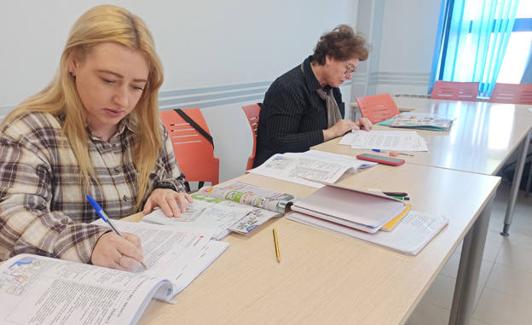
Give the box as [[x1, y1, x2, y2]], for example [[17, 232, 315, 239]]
[[143, 188, 193, 217]]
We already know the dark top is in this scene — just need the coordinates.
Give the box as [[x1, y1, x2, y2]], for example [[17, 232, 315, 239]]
[[254, 56, 344, 167]]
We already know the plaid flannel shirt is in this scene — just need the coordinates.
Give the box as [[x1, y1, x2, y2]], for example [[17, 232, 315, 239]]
[[0, 112, 186, 263]]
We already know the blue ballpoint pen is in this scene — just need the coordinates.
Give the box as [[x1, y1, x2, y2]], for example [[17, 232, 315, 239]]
[[86, 194, 147, 270], [371, 148, 414, 157], [86, 194, 123, 235]]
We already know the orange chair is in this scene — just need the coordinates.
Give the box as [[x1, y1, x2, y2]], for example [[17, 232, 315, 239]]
[[356, 93, 400, 124], [489, 83, 532, 104], [431, 81, 479, 101], [242, 103, 261, 170], [160, 108, 219, 189]]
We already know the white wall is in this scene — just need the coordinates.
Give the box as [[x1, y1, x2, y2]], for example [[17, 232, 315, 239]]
[[352, 0, 441, 98], [0, 0, 357, 107], [0, 1, 358, 181]]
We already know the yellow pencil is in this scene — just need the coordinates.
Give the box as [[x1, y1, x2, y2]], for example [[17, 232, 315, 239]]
[[273, 228, 281, 263]]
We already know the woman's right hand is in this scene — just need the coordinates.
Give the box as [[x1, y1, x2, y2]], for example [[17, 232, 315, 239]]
[[91, 232, 145, 272], [323, 119, 359, 141]]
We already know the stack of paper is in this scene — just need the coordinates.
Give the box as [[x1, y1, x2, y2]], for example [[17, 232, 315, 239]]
[[287, 185, 448, 255], [289, 211, 447, 255], [290, 185, 409, 233], [340, 130, 428, 152], [249, 150, 377, 188]]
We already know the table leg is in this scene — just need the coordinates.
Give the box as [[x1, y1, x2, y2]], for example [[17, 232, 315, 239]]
[[526, 154, 532, 198], [449, 195, 493, 325], [501, 130, 531, 236]]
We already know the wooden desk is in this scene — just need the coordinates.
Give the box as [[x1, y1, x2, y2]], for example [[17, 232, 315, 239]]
[[322, 97, 532, 235], [138, 165, 499, 325]]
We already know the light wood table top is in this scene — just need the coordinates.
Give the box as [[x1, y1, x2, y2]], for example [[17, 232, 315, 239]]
[[138, 164, 499, 325], [319, 98, 532, 175]]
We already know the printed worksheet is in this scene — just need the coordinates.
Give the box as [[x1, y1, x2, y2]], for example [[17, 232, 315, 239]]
[[108, 220, 213, 279], [340, 130, 428, 151], [249, 150, 375, 188], [143, 199, 255, 240]]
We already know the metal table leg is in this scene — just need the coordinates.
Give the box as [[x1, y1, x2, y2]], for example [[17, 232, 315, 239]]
[[449, 195, 493, 325], [526, 152, 532, 198], [501, 130, 531, 236]]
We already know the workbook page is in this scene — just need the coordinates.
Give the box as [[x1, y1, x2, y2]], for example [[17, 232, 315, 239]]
[[0, 254, 173, 325], [249, 151, 362, 187], [108, 220, 213, 280], [142, 199, 254, 240]]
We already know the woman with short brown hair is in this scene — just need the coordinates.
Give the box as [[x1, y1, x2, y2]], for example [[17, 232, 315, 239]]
[[254, 25, 372, 167]]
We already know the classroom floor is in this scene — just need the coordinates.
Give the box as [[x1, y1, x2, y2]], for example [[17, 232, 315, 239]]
[[406, 182, 532, 325]]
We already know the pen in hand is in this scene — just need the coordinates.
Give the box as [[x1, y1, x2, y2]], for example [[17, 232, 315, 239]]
[[86, 194, 148, 271]]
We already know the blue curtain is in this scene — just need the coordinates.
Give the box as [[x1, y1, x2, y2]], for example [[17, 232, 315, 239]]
[[431, 0, 519, 97]]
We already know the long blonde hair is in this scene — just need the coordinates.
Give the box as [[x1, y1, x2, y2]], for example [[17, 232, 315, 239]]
[[2, 5, 164, 209]]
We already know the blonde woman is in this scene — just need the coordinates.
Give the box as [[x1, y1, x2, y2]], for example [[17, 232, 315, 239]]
[[0, 5, 191, 271]]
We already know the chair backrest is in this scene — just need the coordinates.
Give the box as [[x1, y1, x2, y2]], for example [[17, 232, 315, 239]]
[[242, 103, 261, 170], [431, 81, 479, 101], [489, 83, 532, 104], [356, 93, 400, 124], [160, 108, 219, 185]]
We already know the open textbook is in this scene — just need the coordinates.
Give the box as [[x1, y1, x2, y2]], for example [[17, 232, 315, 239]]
[[340, 130, 428, 152], [0, 222, 228, 325], [249, 150, 376, 188], [144, 181, 295, 239]]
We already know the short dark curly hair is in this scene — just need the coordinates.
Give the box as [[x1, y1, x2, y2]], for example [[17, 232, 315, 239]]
[[312, 25, 369, 65]]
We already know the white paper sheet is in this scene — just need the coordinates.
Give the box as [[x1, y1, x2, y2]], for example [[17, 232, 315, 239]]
[[143, 200, 253, 240], [172, 240, 229, 293], [340, 130, 428, 151], [108, 220, 213, 280], [288, 210, 447, 255]]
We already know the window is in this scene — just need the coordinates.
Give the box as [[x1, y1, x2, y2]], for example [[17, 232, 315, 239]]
[[430, 0, 530, 96], [497, 1, 532, 83]]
